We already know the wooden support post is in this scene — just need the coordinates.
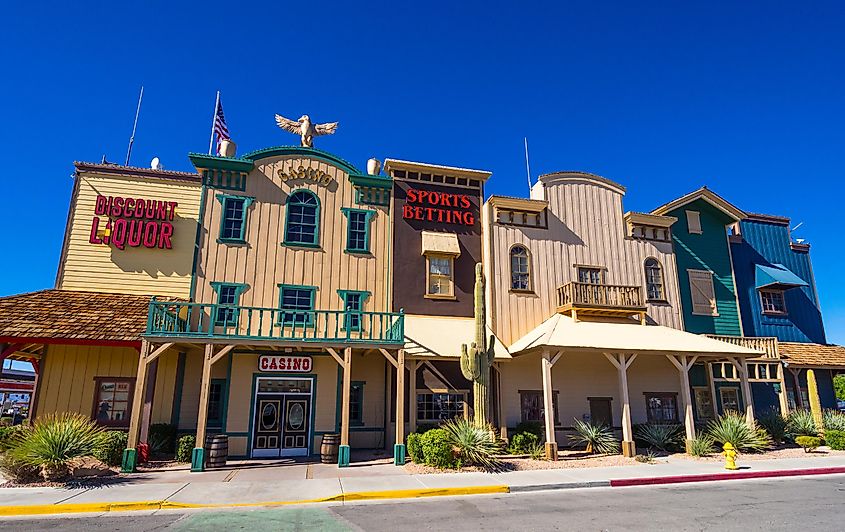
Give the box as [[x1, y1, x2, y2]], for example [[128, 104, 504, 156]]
[[667, 354, 697, 452], [789, 368, 805, 410], [338, 347, 352, 467], [605, 353, 637, 457], [139, 358, 159, 444], [541, 350, 557, 460], [193, 344, 214, 472], [123, 340, 150, 472], [408, 359, 418, 435], [394, 349, 406, 466], [706, 362, 719, 418], [776, 362, 790, 415], [732, 357, 755, 426]]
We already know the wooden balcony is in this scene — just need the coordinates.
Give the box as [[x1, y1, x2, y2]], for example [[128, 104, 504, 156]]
[[146, 300, 405, 346], [705, 335, 778, 359], [556, 282, 647, 321]]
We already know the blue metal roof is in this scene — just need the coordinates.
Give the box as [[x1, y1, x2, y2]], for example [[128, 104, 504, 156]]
[[755, 263, 810, 290]]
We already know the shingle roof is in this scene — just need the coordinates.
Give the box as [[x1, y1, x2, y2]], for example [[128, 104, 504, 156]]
[[0, 290, 169, 343], [779, 342, 845, 368]]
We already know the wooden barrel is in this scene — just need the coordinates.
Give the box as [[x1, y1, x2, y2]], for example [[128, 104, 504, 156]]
[[320, 433, 340, 464], [206, 434, 229, 469]]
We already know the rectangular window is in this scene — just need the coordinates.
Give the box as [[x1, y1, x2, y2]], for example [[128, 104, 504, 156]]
[[339, 290, 370, 332], [645, 392, 678, 423], [426, 255, 454, 298], [417, 392, 465, 422], [342, 209, 374, 253], [686, 210, 702, 234], [519, 390, 559, 425], [577, 266, 603, 284], [350, 381, 365, 425], [279, 285, 316, 326], [93, 377, 134, 427], [212, 283, 246, 326], [719, 387, 741, 413], [693, 387, 714, 420], [760, 289, 787, 315], [216, 194, 253, 243], [688, 269, 718, 316], [207, 379, 226, 428]]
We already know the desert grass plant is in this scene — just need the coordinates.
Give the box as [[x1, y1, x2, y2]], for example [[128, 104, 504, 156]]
[[757, 409, 788, 444], [635, 423, 683, 452], [688, 434, 716, 457], [569, 419, 620, 455], [786, 410, 818, 439], [8, 413, 104, 480], [705, 411, 772, 453], [823, 409, 845, 432], [528, 442, 546, 461], [442, 418, 502, 471]]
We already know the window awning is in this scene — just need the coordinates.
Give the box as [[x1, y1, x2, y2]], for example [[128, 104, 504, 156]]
[[421, 231, 460, 256], [403, 314, 511, 359], [755, 264, 809, 290]]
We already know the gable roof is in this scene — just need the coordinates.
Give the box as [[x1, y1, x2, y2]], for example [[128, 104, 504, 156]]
[[0, 290, 172, 344], [652, 187, 746, 222], [779, 342, 845, 369]]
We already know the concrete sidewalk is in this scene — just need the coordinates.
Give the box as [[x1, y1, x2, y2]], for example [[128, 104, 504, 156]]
[[2, 454, 845, 516]]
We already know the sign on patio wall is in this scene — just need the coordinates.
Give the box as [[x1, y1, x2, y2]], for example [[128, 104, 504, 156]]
[[258, 355, 313, 373]]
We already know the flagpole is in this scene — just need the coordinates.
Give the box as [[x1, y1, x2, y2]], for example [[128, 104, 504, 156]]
[[125, 86, 144, 166], [208, 91, 220, 155]]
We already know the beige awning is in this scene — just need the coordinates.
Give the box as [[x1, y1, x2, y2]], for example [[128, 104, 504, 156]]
[[421, 231, 460, 256], [403, 314, 511, 359], [509, 313, 763, 358]]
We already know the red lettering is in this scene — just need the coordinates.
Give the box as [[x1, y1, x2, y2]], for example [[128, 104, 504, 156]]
[[159, 222, 173, 249], [260, 357, 268, 370], [414, 206, 424, 220], [142, 221, 158, 247], [113, 197, 125, 217], [155, 201, 167, 220], [303, 358, 311, 371], [269, 358, 278, 370], [426, 207, 436, 221], [463, 212, 475, 225], [428, 192, 440, 206], [135, 199, 146, 218], [95, 196, 108, 216], [127, 220, 143, 247], [89, 218, 103, 244], [402, 204, 415, 219], [459, 195, 471, 209], [168, 202, 178, 221], [406, 189, 417, 203], [112, 218, 127, 250], [124, 198, 135, 218], [293, 358, 301, 371], [417, 190, 428, 204]]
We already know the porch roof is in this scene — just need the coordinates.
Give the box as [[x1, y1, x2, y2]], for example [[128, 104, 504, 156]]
[[403, 314, 511, 360], [509, 313, 763, 358], [779, 342, 845, 369]]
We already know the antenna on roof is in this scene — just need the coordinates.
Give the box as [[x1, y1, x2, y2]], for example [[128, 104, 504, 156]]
[[791, 222, 803, 232], [124, 86, 144, 166], [524, 137, 532, 194]]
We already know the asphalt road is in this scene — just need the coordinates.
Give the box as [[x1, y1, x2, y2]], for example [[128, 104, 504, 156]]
[[3, 475, 845, 531]]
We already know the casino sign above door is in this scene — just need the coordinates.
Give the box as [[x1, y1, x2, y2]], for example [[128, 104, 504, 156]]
[[259, 355, 313, 372]]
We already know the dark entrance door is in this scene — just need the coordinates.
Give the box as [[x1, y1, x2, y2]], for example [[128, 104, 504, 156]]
[[588, 397, 613, 427], [251, 377, 312, 458]]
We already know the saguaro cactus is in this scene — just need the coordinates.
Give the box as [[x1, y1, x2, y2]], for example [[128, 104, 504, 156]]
[[461, 263, 496, 426], [807, 369, 825, 436]]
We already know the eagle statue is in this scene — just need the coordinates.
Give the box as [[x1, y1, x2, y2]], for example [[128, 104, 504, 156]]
[[274, 114, 338, 147]]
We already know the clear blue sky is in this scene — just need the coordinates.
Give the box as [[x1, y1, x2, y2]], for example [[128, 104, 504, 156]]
[[2, 1, 844, 343]]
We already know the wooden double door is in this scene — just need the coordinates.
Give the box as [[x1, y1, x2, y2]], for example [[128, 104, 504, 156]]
[[251, 377, 312, 458]]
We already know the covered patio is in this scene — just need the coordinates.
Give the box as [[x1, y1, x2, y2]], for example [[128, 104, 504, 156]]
[[507, 314, 763, 457]]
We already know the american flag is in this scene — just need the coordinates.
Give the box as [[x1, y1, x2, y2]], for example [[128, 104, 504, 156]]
[[213, 97, 230, 153]]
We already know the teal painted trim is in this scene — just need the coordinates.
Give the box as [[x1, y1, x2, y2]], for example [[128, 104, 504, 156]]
[[170, 352, 186, 427], [335, 365, 342, 433], [338, 444, 351, 467], [190, 447, 205, 472], [189, 153, 255, 173], [188, 183, 209, 303], [210, 282, 249, 327], [277, 284, 317, 326], [207, 378, 227, 429], [215, 193, 255, 244], [120, 448, 137, 473], [340, 208, 376, 254], [337, 290, 372, 332], [242, 146, 361, 175], [355, 188, 391, 206], [350, 380, 365, 426], [283, 189, 321, 247], [349, 173, 393, 190], [393, 444, 406, 465]]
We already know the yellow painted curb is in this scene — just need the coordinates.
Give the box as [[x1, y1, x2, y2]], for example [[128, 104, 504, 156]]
[[0, 485, 509, 517]]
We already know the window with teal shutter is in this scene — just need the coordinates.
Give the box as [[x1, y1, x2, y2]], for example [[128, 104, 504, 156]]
[[278, 284, 317, 326], [211, 282, 247, 326], [338, 290, 370, 331]]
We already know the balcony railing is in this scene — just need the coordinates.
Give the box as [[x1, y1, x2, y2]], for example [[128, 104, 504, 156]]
[[146, 300, 405, 345], [556, 282, 646, 312], [705, 335, 778, 359]]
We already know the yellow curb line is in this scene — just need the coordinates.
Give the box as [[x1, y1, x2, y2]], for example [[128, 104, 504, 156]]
[[0, 485, 509, 517]]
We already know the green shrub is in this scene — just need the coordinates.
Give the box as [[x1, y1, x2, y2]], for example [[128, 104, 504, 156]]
[[688, 434, 716, 457], [148, 424, 178, 455], [824, 429, 845, 450], [176, 435, 195, 463], [786, 410, 818, 439], [569, 419, 620, 455], [8, 413, 104, 475], [635, 424, 683, 452], [419, 428, 457, 469], [514, 421, 543, 438], [442, 418, 501, 471], [406, 432, 423, 463], [795, 435, 822, 453], [823, 410, 845, 432], [758, 410, 787, 444], [508, 431, 540, 455], [93, 431, 127, 467], [0, 417, 13, 427], [0, 424, 25, 452], [528, 442, 545, 460], [705, 411, 772, 452]]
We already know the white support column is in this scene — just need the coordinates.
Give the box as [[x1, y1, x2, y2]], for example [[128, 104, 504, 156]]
[[732, 357, 755, 426], [667, 354, 697, 452], [541, 350, 557, 460], [605, 352, 637, 457], [776, 362, 790, 415]]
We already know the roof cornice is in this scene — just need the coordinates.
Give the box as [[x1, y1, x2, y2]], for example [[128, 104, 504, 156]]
[[652, 187, 746, 221]]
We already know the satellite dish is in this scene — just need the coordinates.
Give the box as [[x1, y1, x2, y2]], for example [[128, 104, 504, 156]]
[[150, 157, 162, 170]]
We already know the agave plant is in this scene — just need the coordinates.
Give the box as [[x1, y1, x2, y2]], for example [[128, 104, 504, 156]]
[[635, 424, 683, 452], [441, 418, 502, 471], [9, 413, 104, 479], [823, 409, 845, 432], [757, 409, 788, 444], [569, 419, 620, 455], [786, 410, 818, 439], [705, 411, 771, 452]]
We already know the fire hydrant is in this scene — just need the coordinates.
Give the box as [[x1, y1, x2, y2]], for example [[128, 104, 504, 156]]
[[722, 442, 738, 470]]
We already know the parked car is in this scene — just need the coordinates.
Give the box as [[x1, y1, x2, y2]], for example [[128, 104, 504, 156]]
[[837, 399, 845, 412]]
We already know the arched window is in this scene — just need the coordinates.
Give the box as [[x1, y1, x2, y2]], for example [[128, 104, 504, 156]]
[[644, 258, 664, 301], [510, 245, 530, 291], [284, 190, 320, 246]]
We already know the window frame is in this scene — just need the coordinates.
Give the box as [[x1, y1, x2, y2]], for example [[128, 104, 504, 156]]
[[518, 389, 560, 426], [340, 208, 376, 254], [759, 288, 787, 316], [686, 210, 702, 234], [509, 245, 532, 292], [91, 377, 135, 428], [277, 284, 317, 327], [415, 391, 467, 423], [215, 193, 254, 244], [643, 257, 665, 302], [719, 387, 741, 413], [337, 289, 371, 332], [210, 282, 248, 327], [644, 392, 679, 424], [425, 253, 455, 299], [688, 269, 719, 316], [283, 189, 321, 248], [692, 386, 715, 420], [350, 380, 365, 426], [576, 266, 605, 285], [207, 378, 227, 429]]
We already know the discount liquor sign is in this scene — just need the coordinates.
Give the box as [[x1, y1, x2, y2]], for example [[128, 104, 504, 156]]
[[89, 195, 177, 250], [401, 188, 475, 226]]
